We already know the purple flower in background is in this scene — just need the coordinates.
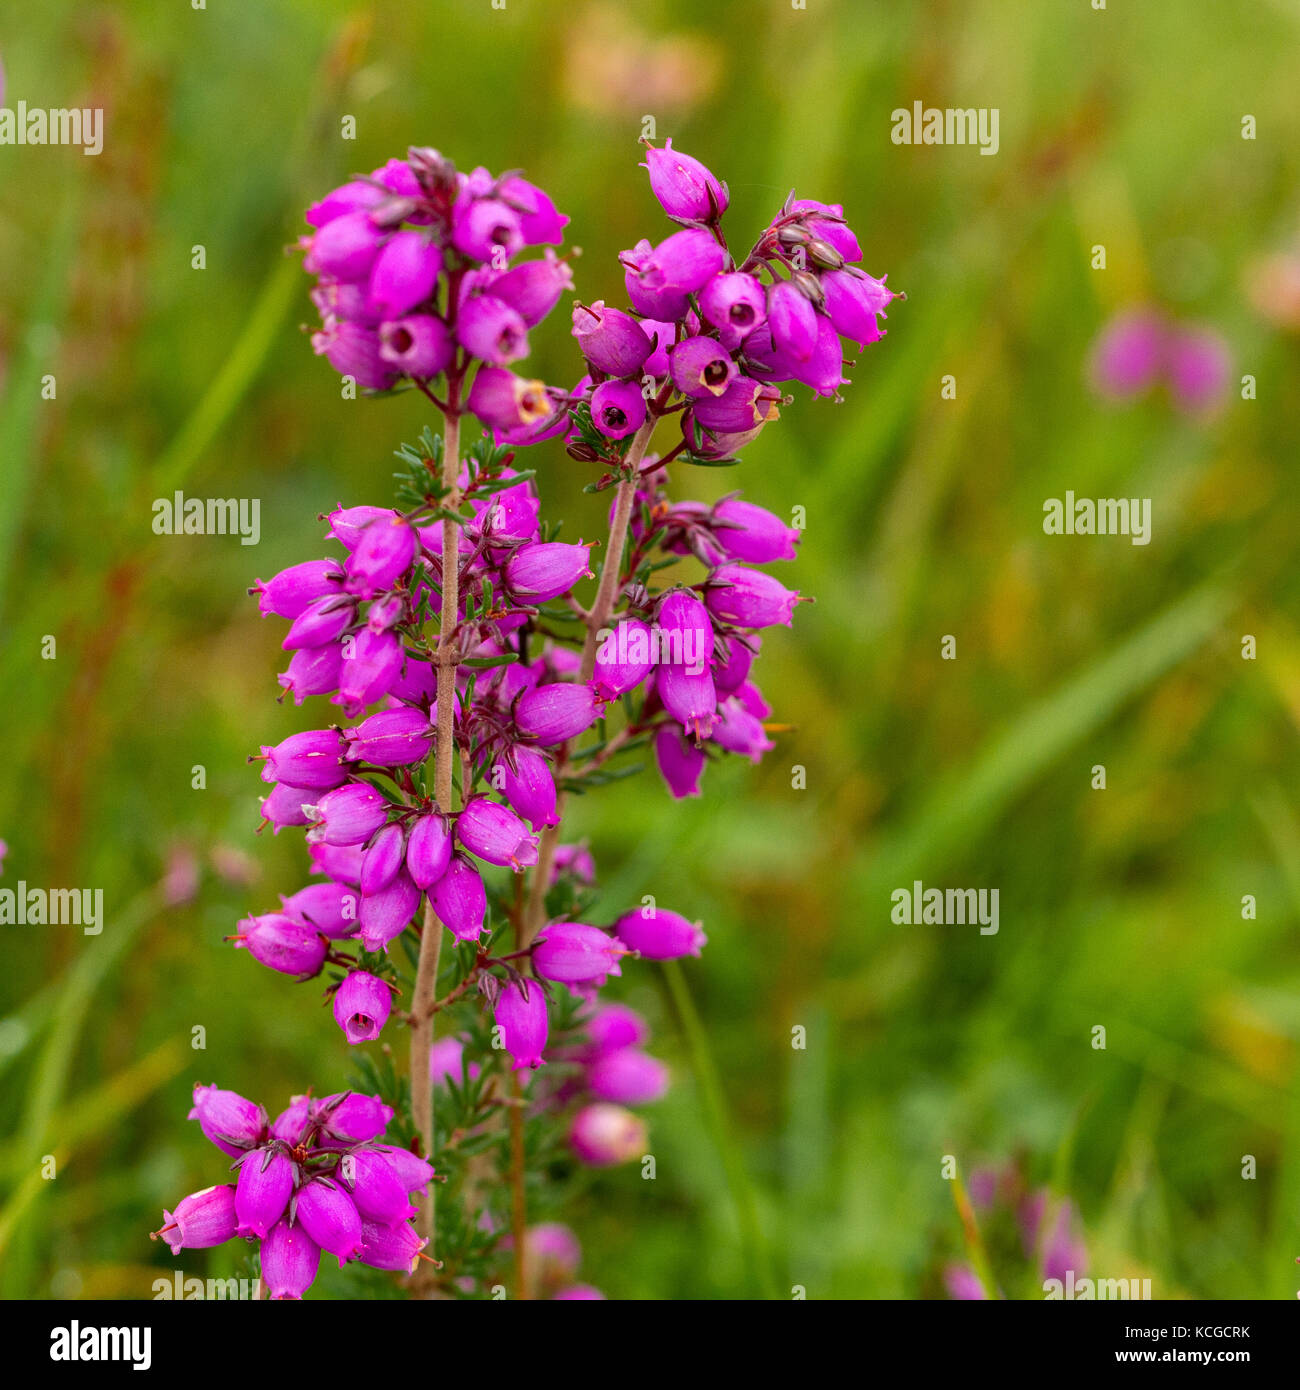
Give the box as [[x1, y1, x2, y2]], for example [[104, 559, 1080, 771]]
[[614, 907, 707, 960]]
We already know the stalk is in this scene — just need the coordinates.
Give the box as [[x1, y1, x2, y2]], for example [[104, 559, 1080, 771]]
[[409, 408, 462, 1259]]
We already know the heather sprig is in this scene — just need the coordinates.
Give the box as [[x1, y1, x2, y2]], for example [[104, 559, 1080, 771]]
[[166, 140, 899, 1298]]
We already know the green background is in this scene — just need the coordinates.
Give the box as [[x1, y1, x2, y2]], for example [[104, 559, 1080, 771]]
[[2, 0, 1299, 1299]]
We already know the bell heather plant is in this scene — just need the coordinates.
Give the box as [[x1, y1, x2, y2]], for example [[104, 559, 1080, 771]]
[[155, 140, 899, 1299]]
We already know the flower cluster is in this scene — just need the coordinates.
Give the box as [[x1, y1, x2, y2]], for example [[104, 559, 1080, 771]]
[[153, 1086, 433, 1299], [1089, 308, 1229, 414], [159, 140, 897, 1298]]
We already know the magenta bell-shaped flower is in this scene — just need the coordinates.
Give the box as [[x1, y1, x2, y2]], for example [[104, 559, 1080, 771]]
[[259, 729, 350, 791], [590, 379, 648, 439], [343, 707, 434, 766], [634, 228, 726, 295], [504, 540, 593, 602], [691, 375, 782, 432], [569, 1103, 647, 1166], [280, 882, 359, 940], [495, 979, 549, 1069], [188, 1084, 266, 1156], [497, 745, 560, 830], [279, 642, 344, 705], [340, 1149, 418, 1225], [253, 559, 345, 619], [234, 1148, 295, 1239], [586, 1048, 669, 1106], [488, 251, 574, 326], [154, 1184, 239, 1255], [406, 812, 452, 888], [327, 505, 392, 550], [366, 230, 442, 319], [318, 1092, 394, 1144], [360, 822, 406, 895], [294, 1179, 363, 1265], [533, 922, 627, 984], [232, 912, 328, 977], [457, 796, 540, 870], [592, 618, 655, 700], [700, 271, 767, 340], [711, 498, 800, 563], [306, 782, 390, 846], [358, 1218, 428, 1272], [374, 1145, 436, 1194], [260, 1218, 321, 1300], [311, 321, 396, 390], [306, 210, 384, 280], [466, 367, 555, 432], [515, 682, 601, 745], [654, 725, 706, 799], [333, 970, 392, 1044], [282, 593, 355, 651], [706, 563, 801, 628], [820, 268, 892, 347], [583, 1002, 650, 1054], [711, 695, 775, 762], [261, 783, 313, 832], [767, 279, 818, 361], [430, 853, 487, 941], [657, 663, 717, 741], [378, 314, 454, 378], [451, 196, 523, 262], [621, 239, 691, 321], [457, 293, 530, 365], [642, 139, 728, 222], [669, 336, 737, 399], [614, 906, 707, 959], [358, 870, 420, 952], [345, 514, 417, 598], [571, 301, 653, 377]]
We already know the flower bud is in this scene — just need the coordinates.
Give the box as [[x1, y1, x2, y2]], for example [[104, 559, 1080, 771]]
[[712, 498, 800, 563], [586, 1048, 669, 1105], [154, 1185, 238, 1255], [515, 682, 601, 745], [334, 629, 403, 714], [280, 882, 359, 940], [260, 1219, 321, 1300], [279, 642, 344, 704], [233, 912, 328, 978], [430, 854, 487, 941], [295, 1179, 363, 1265], [282, 595, 356, 651], [504, 540, 593, 602], [571, 301, 653, 377], [333, 970, 392, 1044], [366, 230, 442, 319], [343, 707, 434, 766], [642, 140, 728, 222], [705, 564, 801, 628], [533, 922, 626, 985], [260, 782, 314, 831], [306, 782, 390, 846], [234, 1148, 294, 1239], [306, 211, 383, 280], [789, 198, 861, 261], [497, 745, 560, 830], [358, 1218, 427, 1272], [635, 228, 726, 295], [360, 822, 406, 895], [259, 729, 350, 791], [495, 979, 549, 1069], [654, 726, 706, 799], [373, 1145, 436, 1194], [358, 870, 420, 952], [318, 1092, 394, 1144], [569, 1103, 646, 1166], [614, 906, 707, 959], [253, 560, 345, 620], [406, 812, 453, 888], [311, 321, 397, 390], [820, 268, 893, 347], [457, 796, 539, 870], [188, 1084, 266, 1157], [345, 515, 417, 598], [621, 239, 691, 320], [583, 1002, 650, 1054]]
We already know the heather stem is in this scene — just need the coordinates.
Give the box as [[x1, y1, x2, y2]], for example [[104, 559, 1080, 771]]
[[409, 407, 461, 1259], [521, 414, 657, 949]]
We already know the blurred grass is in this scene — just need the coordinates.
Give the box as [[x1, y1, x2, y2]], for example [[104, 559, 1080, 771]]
[[3, 0, 1300, 1299]]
